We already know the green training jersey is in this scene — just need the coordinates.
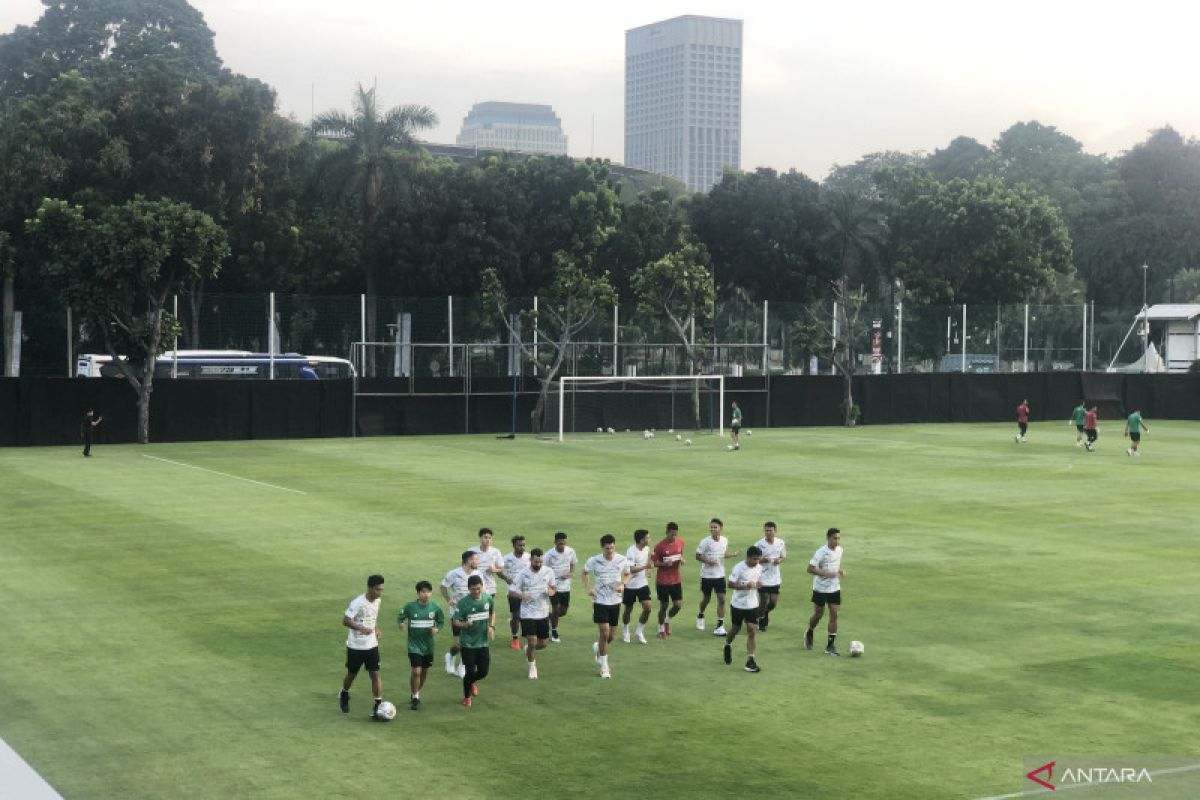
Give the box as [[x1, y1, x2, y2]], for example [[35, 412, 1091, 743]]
[[1071, 405, 1086, 425], [732, 407, 743, 425], [397, 600, 444, 655], [1126, 412, 1143, 434], [454, 594, 493, 650]]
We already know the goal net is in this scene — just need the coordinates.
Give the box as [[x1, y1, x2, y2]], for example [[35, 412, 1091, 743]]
[[554, 376, 725, 441]]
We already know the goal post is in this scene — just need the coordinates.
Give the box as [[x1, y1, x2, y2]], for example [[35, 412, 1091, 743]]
[[557, 375, 725, 441]]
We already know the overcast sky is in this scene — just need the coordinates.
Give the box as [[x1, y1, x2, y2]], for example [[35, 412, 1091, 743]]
[[3, 0, 1196, 179]]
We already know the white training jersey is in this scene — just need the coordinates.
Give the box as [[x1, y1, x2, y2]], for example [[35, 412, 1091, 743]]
[[470, 545, 505, 595], [584, 553, 630, 606], [809, 544, 844, 593], [502, 551, 531, 585], [344, 593, 381, 650], [728, 561, 763, 610], [544, 546, 577, 592], [512, 565, 556, 620], [624, 544, 652, 590], [441, 566, 477, 609], [696, 535, 731, 579], [755, 537, 787, 586]]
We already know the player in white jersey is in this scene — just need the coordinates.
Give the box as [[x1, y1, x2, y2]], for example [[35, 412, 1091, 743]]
[[621, 529, 655, 644], [806, 528, 845, 656], [544, 531, 577, 643], [501, 535, 532, 650], [754, 522, 786, 631], [583, 534, 631, 678], [470, 526, 506, 615], [339, 574, 385, 716], [509, 548, 557, 679], [440, 550, 479, 676], [723, 547, 763, 672], [695, 518, 741, 636]]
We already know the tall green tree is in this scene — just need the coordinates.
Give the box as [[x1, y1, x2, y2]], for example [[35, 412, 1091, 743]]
[[482, 259, 617, 434], [0, 0, 221, 101], [687, 168, 831, 301], [631, 241, 715, 427], [27, 197, 228, 442]]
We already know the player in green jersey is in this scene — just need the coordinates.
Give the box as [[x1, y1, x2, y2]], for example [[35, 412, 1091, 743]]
[[1070, 400, 1087, 447], [1125, 410, 1149, 456], [452, 576, 495, 707], [396, 580, 445, 710]]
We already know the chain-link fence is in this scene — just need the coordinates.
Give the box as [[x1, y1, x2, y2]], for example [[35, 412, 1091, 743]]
[[11, 291, 1169, 377]]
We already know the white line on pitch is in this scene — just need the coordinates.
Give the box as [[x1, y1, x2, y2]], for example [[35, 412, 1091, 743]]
[[974, 762, 1200, 800], [141, 454, 307, 495]]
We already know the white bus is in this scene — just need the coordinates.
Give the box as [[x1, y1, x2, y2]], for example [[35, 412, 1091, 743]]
[[76, 350, 356, 380]]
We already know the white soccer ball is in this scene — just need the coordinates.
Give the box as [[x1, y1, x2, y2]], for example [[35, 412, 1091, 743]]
[[726, 444, 734, 451], [685, 439, 693, 446], [746, 430, 753, 436], [849, 640, 864, 658], [675, 434, 682, 441], [374, 701, 397, 720], [668, 428, 674, 434]]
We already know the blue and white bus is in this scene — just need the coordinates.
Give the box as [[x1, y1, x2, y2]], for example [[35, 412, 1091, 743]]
[[76, 350, 356, 380]]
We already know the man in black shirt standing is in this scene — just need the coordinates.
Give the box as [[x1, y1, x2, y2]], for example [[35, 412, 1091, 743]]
[[82, 408, 102, 456]]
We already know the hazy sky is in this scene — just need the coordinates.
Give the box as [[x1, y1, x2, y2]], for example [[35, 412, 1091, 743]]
[[3, 0, 1196, 179]]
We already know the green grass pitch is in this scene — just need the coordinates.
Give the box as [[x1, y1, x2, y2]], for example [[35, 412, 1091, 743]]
[[2, 422, 1199, 799]]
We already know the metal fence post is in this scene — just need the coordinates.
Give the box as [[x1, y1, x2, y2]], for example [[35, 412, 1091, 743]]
[[1023, 304, 1029, 372], [762, 300, 768, 374]]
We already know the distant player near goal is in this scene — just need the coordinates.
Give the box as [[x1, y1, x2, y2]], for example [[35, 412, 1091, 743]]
[[730, 401, 743, 450], [806, 528, 845, 656], [583, 534, 630, 679], [1125, 409, 1149, 456], [1015, 399, 1030, 443], [621, 529, 654, 644], [653, 522, 685, 638], [1083, 405, 1099, 452], [1070, 400, 1087, 447]]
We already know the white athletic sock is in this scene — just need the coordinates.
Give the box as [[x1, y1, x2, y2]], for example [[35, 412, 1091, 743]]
[[599, 655, 608, 668], [636, 623, 645, 635], [658, 623, 665, 632], [623, 624, 629, 634]]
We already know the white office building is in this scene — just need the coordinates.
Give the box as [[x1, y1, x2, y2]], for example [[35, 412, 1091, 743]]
[[456, 102, 568, 156], [625, 15, 742, 192]]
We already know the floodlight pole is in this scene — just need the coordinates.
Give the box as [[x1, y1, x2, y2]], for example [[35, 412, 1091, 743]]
[[896, 300, 903, 374], [1081, 302, 1087, 371], [269, 291, 275, 380], [762, 300, 769, 374], [448, 295, 454, 378], [1023, 304, 1029, 372], [1141, 264, 1149, 373], [961, 304, 967, 373]]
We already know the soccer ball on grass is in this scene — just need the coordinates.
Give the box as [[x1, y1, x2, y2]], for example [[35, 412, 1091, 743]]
[[374, 701, 397, 720], [849, 641, 864, 658]]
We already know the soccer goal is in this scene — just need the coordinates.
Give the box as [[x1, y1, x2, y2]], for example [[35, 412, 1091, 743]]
[[556, 375, 725, 441]]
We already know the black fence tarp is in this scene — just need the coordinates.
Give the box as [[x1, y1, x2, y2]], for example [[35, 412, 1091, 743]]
[[2, 373, 1196, 446]]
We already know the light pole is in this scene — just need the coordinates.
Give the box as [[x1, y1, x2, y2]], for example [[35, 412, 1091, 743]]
[[1141, 263, 1149, 372]]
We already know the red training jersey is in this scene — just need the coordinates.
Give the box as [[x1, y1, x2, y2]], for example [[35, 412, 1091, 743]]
[[1084, 409, 1098, 430], [1016, 403, 1030, 423], [653, 537, 685, 586]]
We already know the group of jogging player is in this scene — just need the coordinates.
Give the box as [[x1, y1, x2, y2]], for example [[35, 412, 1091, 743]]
[[338, 522, 847, 716]]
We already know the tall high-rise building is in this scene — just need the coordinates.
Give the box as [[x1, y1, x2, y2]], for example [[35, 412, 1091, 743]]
[[625, 15, 742, 192], [456, 102, 569, 156]]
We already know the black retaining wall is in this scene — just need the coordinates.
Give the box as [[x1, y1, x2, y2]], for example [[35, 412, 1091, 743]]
[[1, 373, 1196, 447]]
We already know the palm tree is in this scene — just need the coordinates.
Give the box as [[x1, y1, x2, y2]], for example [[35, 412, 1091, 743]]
[[311, 85, 436, 372]]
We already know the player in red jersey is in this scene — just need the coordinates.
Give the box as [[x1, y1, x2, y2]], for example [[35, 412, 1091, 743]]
[[652, 522, 685, 638], [1015, 399, 1030, 443]]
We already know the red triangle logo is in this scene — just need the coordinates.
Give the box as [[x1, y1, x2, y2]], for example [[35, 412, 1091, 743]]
[[1026, 761, 1056, 790]]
